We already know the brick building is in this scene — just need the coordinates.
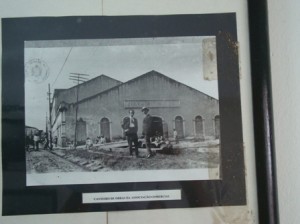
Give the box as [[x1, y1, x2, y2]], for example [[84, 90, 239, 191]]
[[51, 71, 219, 146]]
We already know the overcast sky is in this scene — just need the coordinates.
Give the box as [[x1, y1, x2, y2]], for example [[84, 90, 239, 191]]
[[25, 37, 218, 130]]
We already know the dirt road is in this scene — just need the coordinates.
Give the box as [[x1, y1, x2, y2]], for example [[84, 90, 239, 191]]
[[26, 140, 220, 173], [26, 150, 85, 173]]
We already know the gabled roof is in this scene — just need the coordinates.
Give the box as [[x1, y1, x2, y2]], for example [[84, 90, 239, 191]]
[[53, 74, 123, 102], [65, 74, 122, 93], [75, 70, 218, 105]]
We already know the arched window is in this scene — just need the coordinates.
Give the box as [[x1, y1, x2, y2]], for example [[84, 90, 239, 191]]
[[100, 117, 111, 141], [195, 115, 204, 138], [175, 116, 184, 138]]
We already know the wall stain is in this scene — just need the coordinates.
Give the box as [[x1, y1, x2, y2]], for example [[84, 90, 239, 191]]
[[211, 206, 256, 224], [221, 31, 239, 56]]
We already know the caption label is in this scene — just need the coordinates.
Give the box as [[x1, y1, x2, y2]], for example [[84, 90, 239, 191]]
[[82, 189, 181, 203]]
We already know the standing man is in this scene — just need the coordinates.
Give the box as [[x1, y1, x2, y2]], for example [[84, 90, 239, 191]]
[[53, 136, 58, 148], [122, 110, 139, 157], [33, 131, 40, 151], [173, 128, 179, 144], [43, 132, 49, 150], [142, 107, 155, 158]]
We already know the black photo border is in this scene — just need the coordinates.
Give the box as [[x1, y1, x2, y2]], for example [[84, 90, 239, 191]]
[[1, 13, 246, 216]]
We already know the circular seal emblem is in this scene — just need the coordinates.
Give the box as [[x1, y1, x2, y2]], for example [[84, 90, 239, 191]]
[[25, 59, 49, 84]]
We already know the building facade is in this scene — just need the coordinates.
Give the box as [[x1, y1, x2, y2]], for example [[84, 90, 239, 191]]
[[51, 71, 219, 146]]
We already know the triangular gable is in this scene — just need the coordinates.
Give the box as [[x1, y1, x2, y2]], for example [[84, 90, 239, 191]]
[[76, 70, 218, 105], [53, 74, 122, 104]]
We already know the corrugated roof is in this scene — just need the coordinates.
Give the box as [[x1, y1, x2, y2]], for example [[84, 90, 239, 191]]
[[75, 70, 218, 105]]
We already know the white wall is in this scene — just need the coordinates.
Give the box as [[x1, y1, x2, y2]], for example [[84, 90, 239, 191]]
[[268, 0, 300, 223]]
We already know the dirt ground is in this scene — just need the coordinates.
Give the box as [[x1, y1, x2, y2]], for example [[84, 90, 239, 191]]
[[26, 150, 85, 173], [26, 139, 220, 173]]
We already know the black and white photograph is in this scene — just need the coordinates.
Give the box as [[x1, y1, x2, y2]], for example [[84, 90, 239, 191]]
[[2, 14, 246, 215], [25, 37, 220, 186]]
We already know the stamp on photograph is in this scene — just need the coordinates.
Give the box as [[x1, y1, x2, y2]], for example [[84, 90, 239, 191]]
[[25, 58, 49, 84]]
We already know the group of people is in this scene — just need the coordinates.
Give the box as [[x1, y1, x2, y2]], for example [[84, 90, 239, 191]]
[[84, 135, 106, 149], [96, 135, 106, 144], [122, 106, 156, 158], [25, 132, 57, 151], [27, 107, 177, 156]]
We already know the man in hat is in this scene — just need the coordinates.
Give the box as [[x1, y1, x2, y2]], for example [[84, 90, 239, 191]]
[[141, 107, 155, 158], [122, 110, 139, 157]]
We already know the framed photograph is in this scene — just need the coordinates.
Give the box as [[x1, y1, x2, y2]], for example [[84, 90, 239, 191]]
[[1, 1, 278, 223]]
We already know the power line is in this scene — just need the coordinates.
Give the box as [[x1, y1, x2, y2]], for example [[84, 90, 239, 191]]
[[69, 73, 89, 149], [52, 47, 73, 87], [70, 72, 90, 76]]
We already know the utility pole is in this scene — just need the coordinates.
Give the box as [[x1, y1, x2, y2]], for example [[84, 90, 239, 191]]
[[47, 84, 53, 150], [45, 112, 49, 150], [45, 112, 48, 134], [69, 73, 89, 149]]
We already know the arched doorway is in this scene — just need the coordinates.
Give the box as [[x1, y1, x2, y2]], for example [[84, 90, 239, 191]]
[[214, 115, 220, 139], [195, 115, 204, 138], [100, 117, 111, 141], [76, 118, 87, 145], [175, 116, 184, 138], [151, 116, 163, 137], [163, 122, 169, 139]]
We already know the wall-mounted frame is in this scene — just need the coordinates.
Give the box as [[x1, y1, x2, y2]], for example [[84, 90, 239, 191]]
[[1, 1, 279, 223], [248, 0, 279, 223]]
